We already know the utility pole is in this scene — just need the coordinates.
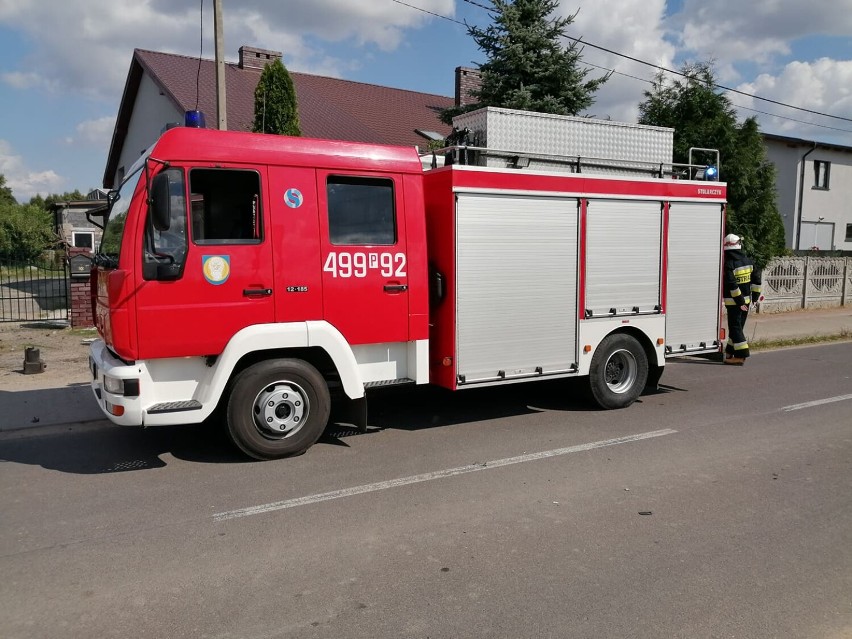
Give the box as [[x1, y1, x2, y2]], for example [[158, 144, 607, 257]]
[[214, 0, 227, 130]]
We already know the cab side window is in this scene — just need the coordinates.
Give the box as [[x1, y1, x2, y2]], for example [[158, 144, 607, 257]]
[[143, 168, 188, 280], [327, 176, 396, 245], [190, 169, 262, 244]]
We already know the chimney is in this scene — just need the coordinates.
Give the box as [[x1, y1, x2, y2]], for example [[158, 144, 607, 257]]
[[455, 66, 481, 107], [238, 45, 283, 71]]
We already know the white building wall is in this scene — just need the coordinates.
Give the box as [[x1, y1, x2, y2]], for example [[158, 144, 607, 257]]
[[114, 72, 182, 187], [800, 147, 852, 250], [764, 136, 852, 251], [763, 139, 801, 247]]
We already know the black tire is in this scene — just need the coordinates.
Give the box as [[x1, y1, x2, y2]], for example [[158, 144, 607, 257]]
[[226, 359, 330, 460], [587, 333, 649, 410]]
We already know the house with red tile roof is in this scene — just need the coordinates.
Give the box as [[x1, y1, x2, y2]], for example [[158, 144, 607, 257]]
[[104, 46, 470, 189]]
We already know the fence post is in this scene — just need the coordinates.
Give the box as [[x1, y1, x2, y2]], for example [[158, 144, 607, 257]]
[[66, 247, 94, 328], [845, 257, 851, 307], [802, 256, 810, 308]]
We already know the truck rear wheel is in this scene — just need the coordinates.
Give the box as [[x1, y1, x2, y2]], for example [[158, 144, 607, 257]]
[[587, 334, 648, 409], [226, 359, 330, 460]]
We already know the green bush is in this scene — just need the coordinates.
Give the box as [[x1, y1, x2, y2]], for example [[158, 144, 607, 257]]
[[0, 201, 57, 261]]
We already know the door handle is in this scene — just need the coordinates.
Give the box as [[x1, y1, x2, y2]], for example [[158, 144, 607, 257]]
[[243, 288, 273, 297], [383, 284, 408, 293]]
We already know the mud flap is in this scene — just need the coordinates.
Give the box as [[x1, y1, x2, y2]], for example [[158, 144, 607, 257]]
[[645, 364, 664, 392], [329, 395, 369, 434]]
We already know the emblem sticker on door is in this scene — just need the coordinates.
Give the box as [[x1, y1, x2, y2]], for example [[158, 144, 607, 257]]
[[202, 255, 231, 285], [284, 188, 303, 208]]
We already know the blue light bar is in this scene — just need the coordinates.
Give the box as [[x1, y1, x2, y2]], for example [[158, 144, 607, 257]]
[[704, 165, 719, 181], [184, 110, 207, 128]]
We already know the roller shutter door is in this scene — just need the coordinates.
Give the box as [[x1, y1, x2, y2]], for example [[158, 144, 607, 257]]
[[666, 202, 723, 353], [585, 200, 661, 316], [456, 193, 578, 383]]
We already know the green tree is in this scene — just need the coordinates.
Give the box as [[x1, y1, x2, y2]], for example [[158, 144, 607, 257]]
[[441, 0, 609, 124], [27, 190, 87, 215], [0, 174, 16, 206], [0, 201, 56, 261], [638, 62, 786, 267], [252, 58, 301, 136]]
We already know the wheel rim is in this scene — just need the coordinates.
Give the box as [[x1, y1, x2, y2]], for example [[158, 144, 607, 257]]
[[252, 381, 310, 439], [603, 348, 638, 394]]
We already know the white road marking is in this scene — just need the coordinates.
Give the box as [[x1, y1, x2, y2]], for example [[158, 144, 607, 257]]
[[782, 393, 852, 412], [213, 429, 678, 522]]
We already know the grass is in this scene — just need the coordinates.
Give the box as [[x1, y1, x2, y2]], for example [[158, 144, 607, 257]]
[[751, 328, 852, 352]]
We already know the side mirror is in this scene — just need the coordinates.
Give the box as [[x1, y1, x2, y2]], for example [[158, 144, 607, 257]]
[[150, 172, 174, 231]]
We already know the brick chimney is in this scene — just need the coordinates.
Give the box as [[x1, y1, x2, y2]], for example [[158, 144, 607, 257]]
[[455, 66, 481, 107], [238, 46, 283, 71]]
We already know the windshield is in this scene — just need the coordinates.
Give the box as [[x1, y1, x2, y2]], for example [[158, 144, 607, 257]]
[[96, 167, 142, 267]]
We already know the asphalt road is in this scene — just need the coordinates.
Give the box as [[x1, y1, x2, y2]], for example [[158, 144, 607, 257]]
[[1, 343, 851, 639]]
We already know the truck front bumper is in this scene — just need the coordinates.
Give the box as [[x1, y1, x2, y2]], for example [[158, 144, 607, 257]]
[[89, 339, 145, 426]]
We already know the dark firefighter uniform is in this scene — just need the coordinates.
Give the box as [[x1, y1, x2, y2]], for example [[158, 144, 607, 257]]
[[722, 234, 762, 365]]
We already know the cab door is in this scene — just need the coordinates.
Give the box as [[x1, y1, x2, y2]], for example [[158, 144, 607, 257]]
[[135, 165, 274, 359], [316, 172, 410, 346]]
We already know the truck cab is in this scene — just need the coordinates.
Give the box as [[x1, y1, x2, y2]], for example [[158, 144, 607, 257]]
[[90, 128, 430, 457]]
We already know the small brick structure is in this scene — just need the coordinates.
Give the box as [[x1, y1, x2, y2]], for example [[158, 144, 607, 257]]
[[67, 247, 95, 328], [455, 66, 482, 107]]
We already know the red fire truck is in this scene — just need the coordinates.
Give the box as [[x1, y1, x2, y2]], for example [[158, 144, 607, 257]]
[[89, 113, 725, 459]]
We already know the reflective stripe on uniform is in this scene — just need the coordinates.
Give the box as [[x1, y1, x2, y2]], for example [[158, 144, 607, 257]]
[[733, 341, 749, 351], [734, 265, 753, 284]]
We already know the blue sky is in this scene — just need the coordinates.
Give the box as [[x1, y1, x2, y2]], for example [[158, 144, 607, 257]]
[[1, 0, 851, 202]]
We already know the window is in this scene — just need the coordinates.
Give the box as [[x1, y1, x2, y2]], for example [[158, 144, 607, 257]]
[[189, 169, 262, 244], [813, 160, 830, 189], [327, 176, 396, 245], [143, 168, 188, 280], [846, 224, 852, 243], [72, 231, 94, 249]]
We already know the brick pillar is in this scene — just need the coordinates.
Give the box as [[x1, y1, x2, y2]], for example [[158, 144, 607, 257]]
[[67, 247, 95, 328]]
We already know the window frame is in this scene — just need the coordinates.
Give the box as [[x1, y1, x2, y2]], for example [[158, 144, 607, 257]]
[[813, 160, 831, 190], [71, 230, 94, 250], [188, 167, 264, 246], [326, 175, 398, 247], [142, 166, 189, 281]]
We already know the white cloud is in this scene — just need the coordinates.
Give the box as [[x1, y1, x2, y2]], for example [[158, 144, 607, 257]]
[[66, 117, 117, 149], [1, 71, 58, 91], [0, 140, 65, 202], [0, 0, 456, 101], [733, 58, 852, 143], [670, 0, 852, 73], [230, 0, 455, 50], [562, 0, 676, 122]]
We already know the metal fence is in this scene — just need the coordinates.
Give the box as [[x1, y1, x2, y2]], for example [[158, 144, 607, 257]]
[[759, 257, 852, 313], [0, 254, 70, 323]]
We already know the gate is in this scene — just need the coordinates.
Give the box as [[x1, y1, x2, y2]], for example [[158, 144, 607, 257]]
[[0, 254, 70, 323]]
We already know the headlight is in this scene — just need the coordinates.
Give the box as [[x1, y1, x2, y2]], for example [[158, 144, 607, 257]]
[[103, 375, 124, 394]]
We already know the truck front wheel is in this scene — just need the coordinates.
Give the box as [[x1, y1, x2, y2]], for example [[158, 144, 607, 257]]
[[227, 359, 330, 460], [587, 334, 648, 409]]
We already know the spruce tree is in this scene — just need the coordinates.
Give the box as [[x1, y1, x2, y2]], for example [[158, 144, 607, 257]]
[[252, 58, 301, 136], [441, 0, 609, 124], [638, 63, 786, 267]]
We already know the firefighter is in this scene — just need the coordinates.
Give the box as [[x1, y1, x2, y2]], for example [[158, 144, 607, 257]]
[[722, 233, 762, 365]]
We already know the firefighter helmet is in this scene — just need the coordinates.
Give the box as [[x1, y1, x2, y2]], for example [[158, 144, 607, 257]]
[[723, 233, 742, 250]]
